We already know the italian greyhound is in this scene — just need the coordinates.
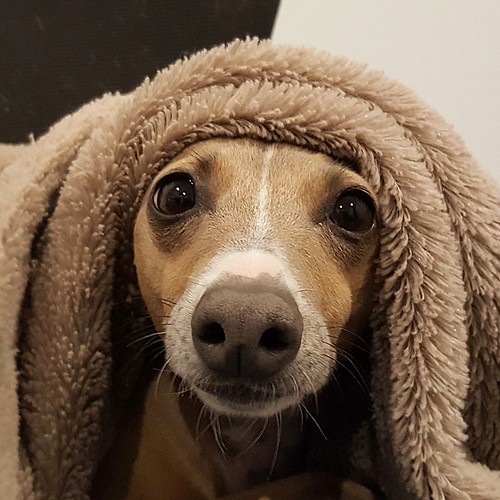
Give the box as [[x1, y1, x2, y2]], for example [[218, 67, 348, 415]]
[[94, 138, 379, 499]]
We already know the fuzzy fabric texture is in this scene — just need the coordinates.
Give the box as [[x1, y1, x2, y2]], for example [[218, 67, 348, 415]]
[[0, 38, 499, 499]]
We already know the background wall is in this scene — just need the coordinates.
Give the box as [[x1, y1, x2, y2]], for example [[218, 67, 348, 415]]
[[0, 0, 279, 142], [273, 1, 500, 180]]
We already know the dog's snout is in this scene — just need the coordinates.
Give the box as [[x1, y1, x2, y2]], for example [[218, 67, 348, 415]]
[[191, 281, 303, 379]]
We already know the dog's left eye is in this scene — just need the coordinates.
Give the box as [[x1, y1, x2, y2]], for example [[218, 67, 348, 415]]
[[152, 174, 196, 215], [330, 189, 376, 233]]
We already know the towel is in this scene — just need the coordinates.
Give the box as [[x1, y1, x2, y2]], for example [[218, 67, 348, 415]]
[[1, 38, 499, 499]]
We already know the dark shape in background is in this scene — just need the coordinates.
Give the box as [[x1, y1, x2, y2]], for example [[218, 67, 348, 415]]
[[0, 0, 280, 143]]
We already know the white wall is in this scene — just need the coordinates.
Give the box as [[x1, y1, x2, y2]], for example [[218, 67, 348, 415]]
[[273, 1, 500, 181]]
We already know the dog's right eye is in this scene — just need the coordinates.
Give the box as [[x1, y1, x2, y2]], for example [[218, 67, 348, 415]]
[[152, 173, 196, 216]]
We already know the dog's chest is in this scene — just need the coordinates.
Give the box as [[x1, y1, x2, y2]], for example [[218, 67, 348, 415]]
[[202, 414, 306, 495], [130, 374, 308, 498]]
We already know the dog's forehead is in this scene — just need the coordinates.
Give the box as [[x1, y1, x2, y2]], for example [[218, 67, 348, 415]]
[[168, 138, 366, 196]]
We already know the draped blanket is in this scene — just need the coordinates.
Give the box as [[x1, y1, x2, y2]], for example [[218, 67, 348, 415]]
[[1, 38, 499, 499]]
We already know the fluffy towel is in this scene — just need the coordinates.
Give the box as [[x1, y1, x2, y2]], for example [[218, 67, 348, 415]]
[[1, 38, 499, 499]]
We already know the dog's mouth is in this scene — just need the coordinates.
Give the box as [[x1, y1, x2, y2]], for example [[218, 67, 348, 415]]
[[192, 380, 300, 417]]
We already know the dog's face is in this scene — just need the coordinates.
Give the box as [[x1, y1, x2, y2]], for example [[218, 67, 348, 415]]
[[134, 138, 379, 418]]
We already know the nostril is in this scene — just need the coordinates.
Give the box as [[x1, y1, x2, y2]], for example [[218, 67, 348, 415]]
[[259, 327, 291, 352], [199, 322, 226, 344]]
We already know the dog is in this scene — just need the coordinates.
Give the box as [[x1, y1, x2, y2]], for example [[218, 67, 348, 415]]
[[92, 138, 379, 499]]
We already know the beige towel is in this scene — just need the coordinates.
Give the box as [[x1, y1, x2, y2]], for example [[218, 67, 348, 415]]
[[1, 38, 499, 499]]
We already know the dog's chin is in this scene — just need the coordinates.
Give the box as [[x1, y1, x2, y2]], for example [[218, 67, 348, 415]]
[[193, 387, 299, 418]]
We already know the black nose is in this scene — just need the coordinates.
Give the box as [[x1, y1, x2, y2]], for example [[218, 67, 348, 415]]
[[191, 280, 303, 379]]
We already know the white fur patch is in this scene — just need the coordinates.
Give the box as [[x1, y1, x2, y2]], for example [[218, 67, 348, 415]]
[[209, 249, 283, 280], [250, 147, 274, 245], [195, 388, 299, 418]]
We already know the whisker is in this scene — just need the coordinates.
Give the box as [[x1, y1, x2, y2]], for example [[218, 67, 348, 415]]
[[147, 349, 169, 371], [320, 349, 370, 397], [325, 325, 371, 349], [195, 405, 209, 441], [299, 368, 320, 415], [161, 382, 192, 397], [216, 417, 227, 451], [319, 333, 369, 354], [267, 413, 282, 482], [114, 312, 173, 329], [159, 298, 177, 307], [336, 360, 370, 396], [120, 336, 165, 373], [329, 370, 345, 403], [126, 331, 165, 348], [300, 402, 328, 441], [212, 414, 227, 459], [238, 417, 261, 440], [235, 418, 268, 458], [290, 374, 305, 431], [160, 368, 194, 398], [154, 356, 173, 400]]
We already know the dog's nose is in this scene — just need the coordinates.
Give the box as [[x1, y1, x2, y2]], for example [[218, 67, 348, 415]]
[[191, 281, 303, 379]]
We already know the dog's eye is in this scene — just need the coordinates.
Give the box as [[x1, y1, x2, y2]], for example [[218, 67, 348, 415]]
[[152, 174, 196, 215], [330, 189, 376, 233]]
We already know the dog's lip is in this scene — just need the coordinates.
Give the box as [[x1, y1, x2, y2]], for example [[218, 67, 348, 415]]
[[194, 382, 299, 417], [194, 380, 290, 405]]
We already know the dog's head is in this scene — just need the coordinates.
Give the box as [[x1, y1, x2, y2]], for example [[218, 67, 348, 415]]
[[134, 138, 379, 418]]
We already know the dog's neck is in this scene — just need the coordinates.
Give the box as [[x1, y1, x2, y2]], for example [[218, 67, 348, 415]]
[[190, 404, 307, 494], [142, 371, 307, 497]]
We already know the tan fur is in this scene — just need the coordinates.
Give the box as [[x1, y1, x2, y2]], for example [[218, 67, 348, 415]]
[[125, 375, 221, 499], [92, 373, 220, 499], [114, 138, 379, 498]]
